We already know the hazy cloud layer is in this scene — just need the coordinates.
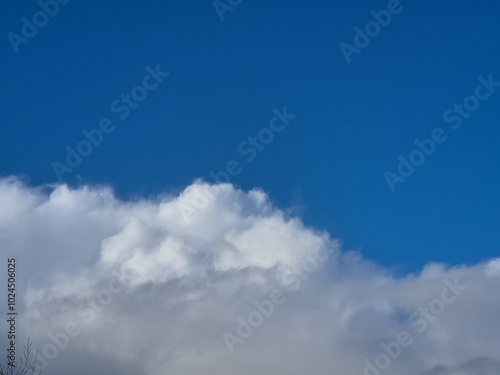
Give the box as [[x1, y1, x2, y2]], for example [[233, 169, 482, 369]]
[[0, 176, 498, 375]]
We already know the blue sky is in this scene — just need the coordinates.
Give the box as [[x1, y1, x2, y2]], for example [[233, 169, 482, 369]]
[[2, 3, 500, 374], [1, 0, 500, 274]]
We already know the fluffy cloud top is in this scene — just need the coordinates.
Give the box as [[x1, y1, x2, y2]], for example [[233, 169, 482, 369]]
[[0, 176, 498, 375]]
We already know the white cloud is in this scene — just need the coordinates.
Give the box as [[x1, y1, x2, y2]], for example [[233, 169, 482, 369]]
[[0, 176, 498, 375]]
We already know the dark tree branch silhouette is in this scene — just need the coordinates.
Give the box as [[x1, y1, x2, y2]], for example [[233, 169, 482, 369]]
[[0, 339, 42, 375]]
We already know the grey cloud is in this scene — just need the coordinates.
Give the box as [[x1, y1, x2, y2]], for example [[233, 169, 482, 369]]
[[0, 177, 499, 375], [422, 357, 500, 375]]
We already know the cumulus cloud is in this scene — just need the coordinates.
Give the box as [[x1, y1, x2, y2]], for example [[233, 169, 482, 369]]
[[0, 176, 499, 375]]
